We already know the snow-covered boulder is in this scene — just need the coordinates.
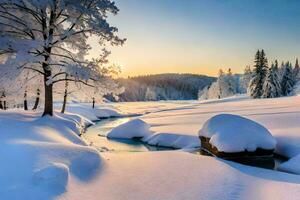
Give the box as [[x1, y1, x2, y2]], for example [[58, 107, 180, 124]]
[[198, 114, 276, 155], [107, 119, 152, 139]]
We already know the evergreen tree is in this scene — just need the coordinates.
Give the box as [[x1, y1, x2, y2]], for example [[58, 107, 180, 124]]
[[274, 60, 279, 70], [217, 69, 225, 98], [226, 68, 236, 95], [293, 58, 300, 84], [278, 61, 285, 82], [249, 50, 268, 98], [281, 62, 294, 96], [262, 63, 281, 98]]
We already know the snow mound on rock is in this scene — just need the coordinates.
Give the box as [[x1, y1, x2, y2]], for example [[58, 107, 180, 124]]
[[107, 119, 151, 139], [33, 162, 69, 190], [198, 114, 276, 152]]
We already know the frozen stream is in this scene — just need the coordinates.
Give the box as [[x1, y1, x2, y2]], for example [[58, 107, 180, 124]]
[[83, 117, 287, 170]]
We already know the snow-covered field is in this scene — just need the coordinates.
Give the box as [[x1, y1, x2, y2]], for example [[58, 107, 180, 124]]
[[2, 96, 300, 199]]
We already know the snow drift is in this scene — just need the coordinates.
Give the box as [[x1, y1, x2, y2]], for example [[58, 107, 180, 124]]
[[198, 114, 276, 152], [54, 102, 122, 121], [278, 154, 300, 175], [0, 110, 102, 199]]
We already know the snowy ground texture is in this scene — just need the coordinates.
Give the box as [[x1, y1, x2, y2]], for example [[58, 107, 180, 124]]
[[2, 96, 300, 199]]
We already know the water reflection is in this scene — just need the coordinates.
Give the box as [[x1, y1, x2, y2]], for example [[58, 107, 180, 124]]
[[193, 149, 287, 170]]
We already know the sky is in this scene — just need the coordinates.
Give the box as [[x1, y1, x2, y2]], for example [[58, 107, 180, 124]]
[[88, 0, 300, 78]]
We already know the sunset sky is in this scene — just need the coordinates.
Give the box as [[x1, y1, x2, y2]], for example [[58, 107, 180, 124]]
[[88, 0, 300, 77]]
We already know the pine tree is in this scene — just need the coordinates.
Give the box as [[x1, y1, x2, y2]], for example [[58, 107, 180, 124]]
[[274, 60, 279, 70], [249, 50, 268, 98], [217, 69, 225, 98], [226, 68, 236, 95], [281, 62, 294, 96], [276, 61, 284, 83], [293, 58, 300, 84], [262, 63, 281, 98]]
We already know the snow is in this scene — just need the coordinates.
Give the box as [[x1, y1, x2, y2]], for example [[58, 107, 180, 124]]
[[198, 114, 276, 152], [54, 102, 122, 121], [63, 151, 300, 200], [107, 118, 151, 139], [105, 116, 199, 149], [33, 162, 69, 189], [143, 133, 199, 149], [3, 97, 300, 199], [132, 96, 300, 159], [278, 154, 300, 175], [0, 110, 102, 199]]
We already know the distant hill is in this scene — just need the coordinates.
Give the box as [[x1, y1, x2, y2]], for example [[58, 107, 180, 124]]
[[106, 73, 216, 102]]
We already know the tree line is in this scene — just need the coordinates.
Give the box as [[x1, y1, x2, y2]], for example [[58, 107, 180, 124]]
[[111, 74, 215, 101], [199, 49, 300, 100], [249, 49, 299, 98]]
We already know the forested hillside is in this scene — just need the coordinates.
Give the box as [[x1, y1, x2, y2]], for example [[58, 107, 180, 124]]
[[107, 74, 216, 102]]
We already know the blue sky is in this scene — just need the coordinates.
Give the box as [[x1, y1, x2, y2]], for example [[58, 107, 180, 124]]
[[90, 0, 300, 77]]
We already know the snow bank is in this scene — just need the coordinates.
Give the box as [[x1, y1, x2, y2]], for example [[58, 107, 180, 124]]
[[143, 133, 199, 149], [278, 154, 300, 175], [198, 114, 276, 152], [54, 102, 122, 121], [107, 119, 151, 139], [33, 162, 69, 190], [0, 110, 102, 199]]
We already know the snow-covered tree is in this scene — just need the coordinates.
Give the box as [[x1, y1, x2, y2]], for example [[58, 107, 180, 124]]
[[281, 62, 294, 96], [293, 58, 300, 84], [145, 87, 157, 101], [53, 63, 123, 110], [278, 61, 286, 82], [262, 63, 281, 98], [224, 68, 236, 96], [199, 68, 239, 100], [240, 65, 252, 94], [249, 50, 268, 98], [0, 0, 125, 116]]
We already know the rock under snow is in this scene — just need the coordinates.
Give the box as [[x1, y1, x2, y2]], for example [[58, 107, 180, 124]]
[[107, 119, 151, 139], [198, 114, 276, 153]]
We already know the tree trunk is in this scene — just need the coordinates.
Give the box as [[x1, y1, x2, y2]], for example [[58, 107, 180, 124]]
[[43, 82, 53, 116], [61, 76, 69, 113], [42, 69, 53, 116], [32, 88, 40, 110], [24, 90, 28, 111], [3, 101, 6, 110], [61, 93, 67, 113], [0, 101, 3, 110], [92, 97, 95, 109]]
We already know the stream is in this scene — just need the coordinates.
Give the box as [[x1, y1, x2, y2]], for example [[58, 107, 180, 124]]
[[82, 117, 287, 171], [82, 117, 173, 152]]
